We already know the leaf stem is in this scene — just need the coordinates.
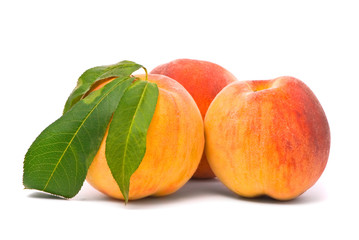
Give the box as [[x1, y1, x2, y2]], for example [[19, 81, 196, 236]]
[[142, 67, 148, 81]]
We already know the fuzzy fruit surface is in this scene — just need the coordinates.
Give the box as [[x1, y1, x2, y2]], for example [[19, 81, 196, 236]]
[[151, 59, 237, 178], [204, 76, 330, 200], [86, 74, 204, 200]]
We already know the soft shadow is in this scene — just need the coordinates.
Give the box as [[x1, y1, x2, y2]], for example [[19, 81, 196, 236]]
[[125, 178, 238, 209], [126, 178, 327, 207], [27, 191, 65, 200], [27, 179, 327, 207], [230, 183, 328, 205]]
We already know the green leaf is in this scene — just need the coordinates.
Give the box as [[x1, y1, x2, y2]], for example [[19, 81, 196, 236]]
[[23, 76, 134, 198], [105, 80, 159, 203], [63, 60, 143, 114]]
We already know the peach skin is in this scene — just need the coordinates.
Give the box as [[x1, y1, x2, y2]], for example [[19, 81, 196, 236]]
[[204, 76, 330, 200], [151, 59, 237, 178], [86, 74, 204, 200]]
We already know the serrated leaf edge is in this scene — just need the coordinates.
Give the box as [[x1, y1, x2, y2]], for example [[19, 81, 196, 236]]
[[42, 77, 131, 192]]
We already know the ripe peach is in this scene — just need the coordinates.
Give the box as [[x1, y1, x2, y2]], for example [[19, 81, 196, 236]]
[[151, 59, 238, 178], [86, 74, 204, 200], [204, 76, 330, 200]]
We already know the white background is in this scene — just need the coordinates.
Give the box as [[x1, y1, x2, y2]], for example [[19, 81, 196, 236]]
[[1, 0, 358, 239]]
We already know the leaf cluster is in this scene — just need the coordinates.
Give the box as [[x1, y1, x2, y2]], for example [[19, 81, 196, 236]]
[[23, 61, 158, 203]]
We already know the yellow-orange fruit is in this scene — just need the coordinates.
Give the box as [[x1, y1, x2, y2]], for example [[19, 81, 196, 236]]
[[151, 59, 238, 178], [86, 74, 204, 200], [205, 76, 330, 200]]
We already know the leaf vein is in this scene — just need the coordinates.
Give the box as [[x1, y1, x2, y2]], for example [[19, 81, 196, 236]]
[[42, 78, 125, 191]]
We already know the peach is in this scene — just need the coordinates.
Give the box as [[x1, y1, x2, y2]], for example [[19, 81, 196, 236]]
[[86, 74, 204, 200], [151, 59, 238, 178], [204, 76, 330, 200]]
